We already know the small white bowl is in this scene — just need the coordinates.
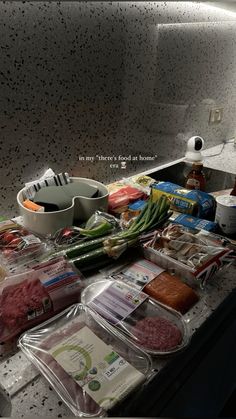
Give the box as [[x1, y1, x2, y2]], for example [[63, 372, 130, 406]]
[[17, 177, 109, 236]]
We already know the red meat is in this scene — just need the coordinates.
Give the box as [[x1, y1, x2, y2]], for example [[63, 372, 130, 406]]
[[38, 320, 104, 417], [108, 186, 147, 212], [1, 278, 52, 329], [132, 317, 182, 351]]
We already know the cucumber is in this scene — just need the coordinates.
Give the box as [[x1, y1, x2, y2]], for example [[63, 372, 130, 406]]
[[72, 247, 108, 269], [66, 236, 107, 259]]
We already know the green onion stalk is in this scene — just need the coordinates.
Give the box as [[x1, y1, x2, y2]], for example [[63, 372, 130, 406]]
[[103, 195, 170, 259]]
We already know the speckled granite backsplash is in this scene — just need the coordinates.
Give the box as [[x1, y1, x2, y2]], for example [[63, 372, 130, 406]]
[[1, 1, 236, 216]]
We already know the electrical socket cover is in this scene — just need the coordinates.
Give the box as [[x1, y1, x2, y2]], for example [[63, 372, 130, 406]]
[[209, 108, 223, 124]]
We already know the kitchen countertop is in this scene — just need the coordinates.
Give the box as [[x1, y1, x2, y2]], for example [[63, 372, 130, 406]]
[[2, 264, 236, 417], [0, 140, 236, 417], [202, 140, 236, 175]]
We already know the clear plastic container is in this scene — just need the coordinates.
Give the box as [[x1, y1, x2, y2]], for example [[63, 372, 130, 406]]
[[18, 303, 152, 417], [0, 219, 48, 279], [0, 256, 84, 343], [81, 280, 190, 356], [142, 224, 235, 288], [101, 258, 199, 314]]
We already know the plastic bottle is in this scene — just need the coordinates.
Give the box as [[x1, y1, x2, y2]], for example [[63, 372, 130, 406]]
[[185, 162, 206, 191], [230, 177, 236, 196]]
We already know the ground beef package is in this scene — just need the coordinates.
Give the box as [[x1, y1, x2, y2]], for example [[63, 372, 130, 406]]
[[81, 279, 190, 356], [0, 257, 84, 343]]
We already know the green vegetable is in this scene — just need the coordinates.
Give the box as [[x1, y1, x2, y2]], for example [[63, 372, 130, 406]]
[[78, 221, 113, 238], [102, 195, 170, 259], [66, 236, 108, 259], [71, 247, 107, 269]]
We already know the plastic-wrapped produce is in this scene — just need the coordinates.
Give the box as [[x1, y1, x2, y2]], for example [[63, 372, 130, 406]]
[[0, 219, 48, 279], [18, 304, 152, 416]]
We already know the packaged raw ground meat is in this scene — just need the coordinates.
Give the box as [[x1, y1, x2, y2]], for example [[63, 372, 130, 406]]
[[132, 317, 183, 351], [81, 280, 189, 356], [0, 257, 84, 343], [18, 304, 152, 417]]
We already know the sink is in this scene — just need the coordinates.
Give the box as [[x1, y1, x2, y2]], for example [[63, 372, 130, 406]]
[[149, 161, 235, 193]]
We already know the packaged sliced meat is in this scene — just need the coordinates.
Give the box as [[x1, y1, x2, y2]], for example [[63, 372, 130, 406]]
[[0, 257, 84, 343], [18, 304, 152, 416], [108, 186, 147, 214], [81, 280, 189, 356]]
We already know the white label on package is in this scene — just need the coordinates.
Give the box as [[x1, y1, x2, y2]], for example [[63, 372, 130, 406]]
[[23, 235, 41, 245], [88, 282, 147, 325], [49, 326, 145, 411], [110, 259, 164, 290]]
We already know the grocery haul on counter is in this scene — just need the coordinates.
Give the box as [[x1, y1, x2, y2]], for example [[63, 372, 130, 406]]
[[0, 166, 235, 416]]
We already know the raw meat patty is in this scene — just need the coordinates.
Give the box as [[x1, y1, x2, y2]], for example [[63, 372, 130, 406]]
[[132, 316, 182, 351]]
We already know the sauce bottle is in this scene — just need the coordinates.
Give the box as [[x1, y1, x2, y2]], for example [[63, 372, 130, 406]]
[[185, 162, 206, 191], [230, 177, 236, 196]]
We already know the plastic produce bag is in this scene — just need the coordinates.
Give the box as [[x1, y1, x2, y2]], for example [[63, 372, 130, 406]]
[[51, 212, 119, 247], [0, 220, 48, 279], [18, 304, 152, 416], [0, 256, 84, 343]]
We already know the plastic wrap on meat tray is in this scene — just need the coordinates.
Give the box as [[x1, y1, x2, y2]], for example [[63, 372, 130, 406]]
[[143, 224, 235, 288], [101, 258, 199, 314], [18, 303, 152, 417], [81, 280, 190, 356], [0, 256, 84, 343]]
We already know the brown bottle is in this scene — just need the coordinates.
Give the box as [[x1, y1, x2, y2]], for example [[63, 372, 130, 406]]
[[185, 162, 206, 191], [230, 177, 236, 196]]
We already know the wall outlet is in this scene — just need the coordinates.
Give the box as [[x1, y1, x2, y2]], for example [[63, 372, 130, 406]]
[[209, 108, 223, 124]]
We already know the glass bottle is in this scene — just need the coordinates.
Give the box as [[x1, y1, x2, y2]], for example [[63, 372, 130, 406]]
[[185, 162, 206, 191], [230, 177, 236, 196]]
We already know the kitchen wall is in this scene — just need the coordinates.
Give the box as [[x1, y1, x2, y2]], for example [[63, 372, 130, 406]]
[[1, 1, 236, 216]]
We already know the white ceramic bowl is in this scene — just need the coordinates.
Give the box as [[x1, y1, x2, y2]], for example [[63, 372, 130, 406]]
[[17, 177, 109, 236]]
